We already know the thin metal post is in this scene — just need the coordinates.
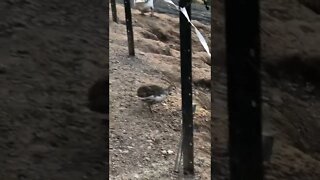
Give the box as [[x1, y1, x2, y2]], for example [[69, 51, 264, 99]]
[[106, 0, 110, 177], [124, 0, 135, 56], [210, 0, 214, 178], [225, 0, 263, 179], [111, 0, 118, 23], [107, 0, 110, 61], [179, 0, 194, 176]]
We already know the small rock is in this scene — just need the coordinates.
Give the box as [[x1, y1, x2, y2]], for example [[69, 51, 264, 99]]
[[138, 52, 145, 56], [167, 150, 174, 155], [151, 163, 157, 168], [161, 150, 167, 155], [133, 174, 140, 178], [119, 149, 129, 154]]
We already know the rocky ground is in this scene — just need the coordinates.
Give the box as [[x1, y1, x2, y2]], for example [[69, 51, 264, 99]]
[[110, 0, 320, 179], [109, 4, 211, 179], [0, 0, 319, 179]]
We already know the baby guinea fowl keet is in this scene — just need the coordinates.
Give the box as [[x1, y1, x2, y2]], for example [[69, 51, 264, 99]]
[[137, 84, 175, 113]]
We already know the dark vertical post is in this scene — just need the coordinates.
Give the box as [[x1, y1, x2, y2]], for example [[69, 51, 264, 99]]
[[210, 0, 214, 178], [107, 0, 110, 61], [111, 0, 118, 23], [179, 0, 194, 176], [225, 0, 263, 179], [106, 0, 110, 177], [124, 0, 135, 56]]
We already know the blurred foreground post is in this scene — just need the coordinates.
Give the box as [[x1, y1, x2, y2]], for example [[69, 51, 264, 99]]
[[225, 0, 263, 179]]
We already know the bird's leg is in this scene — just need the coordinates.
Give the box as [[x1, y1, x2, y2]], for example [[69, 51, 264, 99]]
[[148, 104, 153, 113], [150, 8, 154, 17]]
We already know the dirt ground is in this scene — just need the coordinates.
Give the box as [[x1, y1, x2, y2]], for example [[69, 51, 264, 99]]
[[0, 0, 107, 179], [1, 0, 319, 179], [110, 0, 320, 179], [109, 5, 211, 179]]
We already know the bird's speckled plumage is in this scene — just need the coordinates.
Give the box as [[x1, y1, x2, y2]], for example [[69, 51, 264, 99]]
[[137, 84, 175, 113], [138, 85, 166, 97]]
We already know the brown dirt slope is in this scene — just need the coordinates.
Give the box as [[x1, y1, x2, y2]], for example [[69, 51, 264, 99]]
[[110, 4, 211, 180]]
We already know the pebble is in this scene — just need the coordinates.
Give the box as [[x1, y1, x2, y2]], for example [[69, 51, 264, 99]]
[[161, 150, 167, 155], [120, 150, 129, 154], [133, 174, 140, 178], [167, 150, 174, 155]]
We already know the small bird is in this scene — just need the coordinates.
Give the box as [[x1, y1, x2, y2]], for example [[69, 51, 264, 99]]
[[133, 0, 155, 17], [137, 84, 175, 113]]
